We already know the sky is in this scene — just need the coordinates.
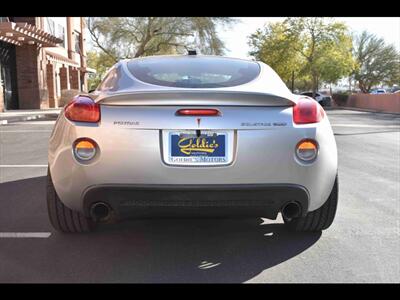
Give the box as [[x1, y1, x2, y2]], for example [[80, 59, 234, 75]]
[[219, 17, 400, 59]]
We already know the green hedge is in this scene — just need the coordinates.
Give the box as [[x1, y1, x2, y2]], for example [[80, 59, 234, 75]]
[[332, 93, 350, 106]]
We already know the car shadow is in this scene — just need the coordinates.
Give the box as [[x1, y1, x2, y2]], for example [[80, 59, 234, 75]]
[[0, 175, 322, 283]]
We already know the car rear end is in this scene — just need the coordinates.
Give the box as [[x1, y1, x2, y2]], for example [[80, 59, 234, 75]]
[[48, 56, 337, 226], [49, 96, 337, 222]]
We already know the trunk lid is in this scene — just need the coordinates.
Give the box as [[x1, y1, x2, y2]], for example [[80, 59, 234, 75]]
[[96, 90, 294, 130], [99, 105, 293, 130]]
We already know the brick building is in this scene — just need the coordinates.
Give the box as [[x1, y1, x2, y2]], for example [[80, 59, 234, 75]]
[[0, 17, 91, 111]]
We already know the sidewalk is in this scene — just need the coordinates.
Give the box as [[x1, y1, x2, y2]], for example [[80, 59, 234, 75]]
[[0, 109, 61, 125]]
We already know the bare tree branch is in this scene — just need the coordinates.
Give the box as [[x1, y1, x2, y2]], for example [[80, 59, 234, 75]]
[[87, 21, 118, 62], [87, 17, 231, 59]]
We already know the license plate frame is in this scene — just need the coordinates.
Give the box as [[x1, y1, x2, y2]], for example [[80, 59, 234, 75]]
[[162, 130, 234, 166]]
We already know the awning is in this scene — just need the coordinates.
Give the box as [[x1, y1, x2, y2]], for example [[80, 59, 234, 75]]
[[0, 22, 63, 47], [80, 67, 97, 74], [45, 50, 80, 67]]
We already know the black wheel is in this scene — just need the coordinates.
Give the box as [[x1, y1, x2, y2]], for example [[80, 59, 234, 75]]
[[47, 169, 94, 233], [284, 175, 338, 232]]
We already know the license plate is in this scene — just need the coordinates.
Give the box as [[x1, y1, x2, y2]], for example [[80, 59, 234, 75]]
[[166, 131, 231, 165]]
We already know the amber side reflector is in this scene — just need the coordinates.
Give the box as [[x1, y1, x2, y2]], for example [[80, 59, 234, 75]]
[[176, 109, 221, 116], [73, 139, 97, 161], [75, 140, 96, 149], [298, 141, 317, 150], [296, 139, 318, 162]]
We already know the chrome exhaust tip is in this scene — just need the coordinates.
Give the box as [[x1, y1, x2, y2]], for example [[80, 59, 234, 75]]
[[90, 202, 112, 223], [281, 202, 301, 220]]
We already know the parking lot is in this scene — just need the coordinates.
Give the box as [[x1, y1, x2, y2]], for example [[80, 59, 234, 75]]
[[0, 108, 399, 283]]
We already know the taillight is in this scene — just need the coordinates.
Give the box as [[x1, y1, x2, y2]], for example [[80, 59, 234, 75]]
[[293, 98, 324, 124], [65, 95, 100, 123]]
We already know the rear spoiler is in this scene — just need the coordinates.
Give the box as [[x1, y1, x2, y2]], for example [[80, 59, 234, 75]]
[[93, 90, 296, 107]]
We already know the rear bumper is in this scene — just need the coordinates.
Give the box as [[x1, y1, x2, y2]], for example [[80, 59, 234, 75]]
[[82, 184, 309, 220], [49, 111, 337, 214]]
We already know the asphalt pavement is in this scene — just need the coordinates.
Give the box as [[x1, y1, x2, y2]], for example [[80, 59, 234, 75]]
[[0, 109, 399, 283]]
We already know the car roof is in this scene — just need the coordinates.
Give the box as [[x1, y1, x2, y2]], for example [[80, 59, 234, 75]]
[[125, 54, 255, 64], [92, 54, 295, 102]]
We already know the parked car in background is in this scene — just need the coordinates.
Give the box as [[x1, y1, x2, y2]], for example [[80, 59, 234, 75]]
[[370, 89, 387, 94], [300, 92, 332, 107]]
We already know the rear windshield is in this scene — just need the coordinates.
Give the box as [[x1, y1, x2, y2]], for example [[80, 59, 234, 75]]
[[126, 56, 260, 88]]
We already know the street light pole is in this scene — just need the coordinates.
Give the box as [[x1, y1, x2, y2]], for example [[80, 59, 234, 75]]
[[291, 70, 294, 93]]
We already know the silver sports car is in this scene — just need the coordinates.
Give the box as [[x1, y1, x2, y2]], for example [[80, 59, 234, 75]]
[[47, 53, 338, 233]]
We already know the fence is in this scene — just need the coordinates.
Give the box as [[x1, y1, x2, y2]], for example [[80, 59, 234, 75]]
[[333, 93, 400, 114]]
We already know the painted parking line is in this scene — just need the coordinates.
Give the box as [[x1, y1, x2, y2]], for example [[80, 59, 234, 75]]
[[0, 165, 48, 168], [332, 124, 400, 128], [198, 261, 221, 269], [0, 232, 51, 238], [0, 130, 52, 133], [11, 121, 56, 125]]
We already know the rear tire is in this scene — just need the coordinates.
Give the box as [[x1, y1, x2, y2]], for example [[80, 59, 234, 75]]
[[47, 169, 94, 233], [284, 175, 338, 232]]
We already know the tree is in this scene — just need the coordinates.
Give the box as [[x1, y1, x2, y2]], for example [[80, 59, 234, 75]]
[[248, 22, 304, 88], [86, 50, 115, 90], [285, 18, 354, 96], [87, 17, 235, 62], [249, 18, 355, 96], [352, 31, 400, 93]]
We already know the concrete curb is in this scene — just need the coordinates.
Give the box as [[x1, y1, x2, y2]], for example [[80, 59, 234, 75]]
[[0, 113, 59, 125], [332, 106, 400, 115]]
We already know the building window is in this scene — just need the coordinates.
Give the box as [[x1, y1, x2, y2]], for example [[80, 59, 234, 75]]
[[56, 24, 65, 48], [45, 18, 55, 35], [44, 17, 65, 47], [74, 31, 81, 54]]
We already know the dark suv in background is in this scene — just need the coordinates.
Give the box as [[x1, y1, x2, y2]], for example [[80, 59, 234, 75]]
[[300, 92, 332, 107]]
